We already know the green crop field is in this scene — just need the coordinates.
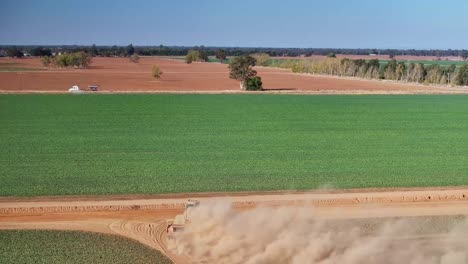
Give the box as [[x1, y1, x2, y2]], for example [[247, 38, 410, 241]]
[[378, 59, 468, 68], [0, 230, 172, 264], [267, 58, 468, 68], [1, 94, 468, 197]]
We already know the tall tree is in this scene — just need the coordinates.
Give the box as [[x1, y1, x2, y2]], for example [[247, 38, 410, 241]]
[[6, 47, 24, 58], [228, 55, 258, 90], [447, 64, 457, 83], [395, 62, 406, 81], [414, 63, 426, 83], [126, 44, 135, 56], [198, 49, 209, 62], [185, 50, 201, 64], [90, 44, 98, 56], [384, 59, 398, 80], [461, 50, 468, 61], [453, 65, 468, 86], [30, 47, 52, 57], [426, 65, 443, 84], [215, 49, 227, 62]]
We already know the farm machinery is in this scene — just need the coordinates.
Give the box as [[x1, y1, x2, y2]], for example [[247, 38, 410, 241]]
[[166, 199, 199, 234]]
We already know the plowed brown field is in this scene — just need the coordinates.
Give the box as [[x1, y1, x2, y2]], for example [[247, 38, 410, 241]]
[[1, 57, 467, 94]]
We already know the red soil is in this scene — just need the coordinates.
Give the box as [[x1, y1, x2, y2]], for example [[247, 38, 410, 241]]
[[0, 57, 466, 94]]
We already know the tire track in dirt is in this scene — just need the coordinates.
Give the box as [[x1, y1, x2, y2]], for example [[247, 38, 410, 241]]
[[100, 219, 191, 263]]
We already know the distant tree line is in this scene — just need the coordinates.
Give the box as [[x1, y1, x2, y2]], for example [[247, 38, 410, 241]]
[[279, 58, 468, 86], [1, 45, 467, 59]]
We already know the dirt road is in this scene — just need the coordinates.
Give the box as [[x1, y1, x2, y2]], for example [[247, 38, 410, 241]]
[[1, 188, 468, 263]]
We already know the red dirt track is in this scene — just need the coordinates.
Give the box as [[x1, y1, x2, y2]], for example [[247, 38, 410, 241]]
[[1, 57, 467, 94], [2, 188, 468, 263]]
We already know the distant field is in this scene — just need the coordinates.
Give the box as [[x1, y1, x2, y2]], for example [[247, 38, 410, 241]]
[[267, 58, 468, 68], [170, 56, 468, 68], [2, 94, 468, 197], [0, 230, 172, 264], [378, 59, 468, 68], [171, 56, 468, 68]]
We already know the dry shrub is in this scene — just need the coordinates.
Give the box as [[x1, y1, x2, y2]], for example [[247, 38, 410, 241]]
[[152, 65, 163, 79]]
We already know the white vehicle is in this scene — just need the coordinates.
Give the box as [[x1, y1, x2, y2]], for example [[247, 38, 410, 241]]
[[68, 85, 83, 93]]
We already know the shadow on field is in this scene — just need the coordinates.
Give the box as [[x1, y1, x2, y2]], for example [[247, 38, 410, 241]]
[[263, 88, 297, 91]]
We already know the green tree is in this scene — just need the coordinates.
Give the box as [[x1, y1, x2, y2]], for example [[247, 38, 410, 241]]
[[228, 55, 258, 90], [185, 50, 201, 64], [327, 52, 336, 58], [453, 65, 468, 86], [352, 59, 366, 77], [90, 44, 99, 56], [460, 50, 468, 61], [198, 49, 208, 62], [30, 47, 52, 57], [215, 49, 227, 62], [356, 60, 370, 78], [126, 44, 135, 56], [76, 52, 92, 68], [6, 47, 24, 58], [49, 52, 92, 68], [246, 76, 263, 91], [366, 59, 381, 79]]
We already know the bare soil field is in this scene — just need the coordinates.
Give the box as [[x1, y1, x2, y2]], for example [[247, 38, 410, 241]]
[[1, 188, 468, 264], [1, 57, 467, 94]]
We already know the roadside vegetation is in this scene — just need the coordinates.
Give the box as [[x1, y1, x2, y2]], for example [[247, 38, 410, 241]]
[[0, 230, 172, 264], [2, 94, 468, 196]]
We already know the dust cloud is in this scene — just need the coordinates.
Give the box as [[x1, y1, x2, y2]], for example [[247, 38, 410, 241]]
[[169, 201, 468, 264]]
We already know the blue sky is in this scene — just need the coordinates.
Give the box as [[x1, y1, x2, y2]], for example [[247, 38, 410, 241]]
[[2, 0, 467, 49]]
